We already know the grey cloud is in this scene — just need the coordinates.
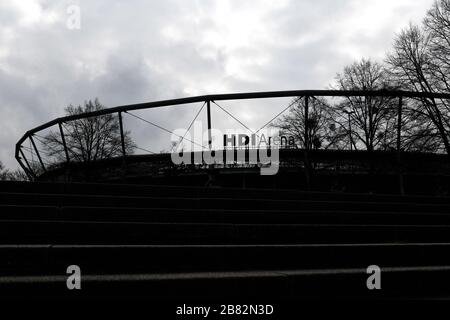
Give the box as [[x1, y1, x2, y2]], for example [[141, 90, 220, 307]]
[[0, 0, 435, 169]]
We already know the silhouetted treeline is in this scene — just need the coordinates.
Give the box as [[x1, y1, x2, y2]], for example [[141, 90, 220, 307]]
[[276, 0, 450, 155]]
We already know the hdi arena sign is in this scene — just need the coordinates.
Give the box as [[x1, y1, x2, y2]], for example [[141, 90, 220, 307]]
[[170, 121, 294, 175], [223, 133, 297, 149]]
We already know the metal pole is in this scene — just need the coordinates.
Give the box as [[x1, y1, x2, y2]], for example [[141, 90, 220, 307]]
[[15, 152, 30, 180], [118, 112, 126, 157], [397, 97, 403, 152], [59, 122, 70, 163], [29, 135, 46, 172], [304, 96, 309, 150], [19, 148, 36, 180], [304, 96, 311, 190], [348, 114, 353, 151], [397, 97, 405, 195], [207, 100, 212, 150]]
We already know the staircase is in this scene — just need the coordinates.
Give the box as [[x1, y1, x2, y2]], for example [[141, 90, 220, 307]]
[[1, 181, 450, 300]]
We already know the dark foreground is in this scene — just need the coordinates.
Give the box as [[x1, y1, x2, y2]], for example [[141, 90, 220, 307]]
[[1, 181, 450, 302]]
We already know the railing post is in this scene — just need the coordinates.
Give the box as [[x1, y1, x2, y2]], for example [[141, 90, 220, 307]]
[[118, 112, 126, 157], [397, 96, 405, 195], [207, 100, 212, 150], [29, 135, 46, 172], [59, 122, 70, 163]]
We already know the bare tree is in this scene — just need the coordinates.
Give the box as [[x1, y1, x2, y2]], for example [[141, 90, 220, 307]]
[[397, 99, 443, 153], [425, 0, 450, 93], [7, 169, 30, 181], [0, 161, 29, 181], [44, 99, 135, 163], [0, 161, 8, 180], [273, 97, 347, 150], [334, 59, 397, 152], [386, 20, 450, 154]]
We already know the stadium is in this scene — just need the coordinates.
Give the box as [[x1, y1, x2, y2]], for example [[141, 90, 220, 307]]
[[1, 89, 450, 302], [16, 90, 450, 193]]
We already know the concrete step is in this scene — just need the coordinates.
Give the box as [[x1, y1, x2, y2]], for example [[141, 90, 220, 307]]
[[2, 243, 450, 276], [1, 266, 450, 300], [2, 220, 450, 244], [2, 193, 450, 213], [2, 205, 450, 225], [2, 181, 450, 204]]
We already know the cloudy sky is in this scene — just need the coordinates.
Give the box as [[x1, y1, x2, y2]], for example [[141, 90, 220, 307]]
[[0, 0, 435, 169]]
